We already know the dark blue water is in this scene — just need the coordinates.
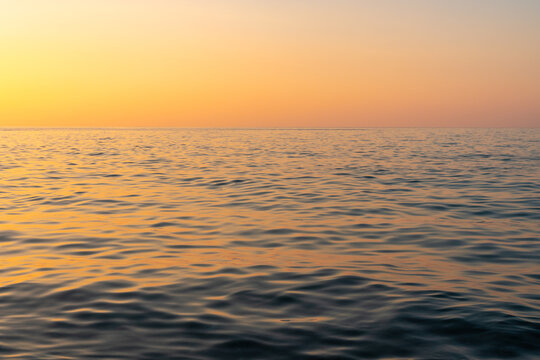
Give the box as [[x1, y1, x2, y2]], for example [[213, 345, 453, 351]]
[[0, 128, 539, 359]]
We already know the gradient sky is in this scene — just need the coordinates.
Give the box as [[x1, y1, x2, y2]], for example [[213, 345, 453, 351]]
[[1, 0, 539, 127]]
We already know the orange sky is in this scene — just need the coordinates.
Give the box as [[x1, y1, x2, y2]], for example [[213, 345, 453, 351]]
[[1, 1, 539, 127]]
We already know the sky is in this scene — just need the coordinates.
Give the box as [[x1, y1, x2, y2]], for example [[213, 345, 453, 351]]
[[1, 0, 539, 127]]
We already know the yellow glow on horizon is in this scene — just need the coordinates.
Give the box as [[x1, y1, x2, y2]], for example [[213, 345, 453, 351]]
[[1, 1, 539, 127]]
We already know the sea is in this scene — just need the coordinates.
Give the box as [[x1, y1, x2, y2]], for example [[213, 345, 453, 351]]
[[0, 128, 538, 359]]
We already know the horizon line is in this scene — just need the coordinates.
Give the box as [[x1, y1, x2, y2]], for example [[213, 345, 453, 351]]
[[1, 126, 539, 130]]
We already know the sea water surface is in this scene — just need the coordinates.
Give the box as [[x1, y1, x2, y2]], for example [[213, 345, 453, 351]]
[[0, 128, 539, 359]]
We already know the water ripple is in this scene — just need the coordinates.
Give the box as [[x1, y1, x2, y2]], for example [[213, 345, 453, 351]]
[[0, 128, 538, 359]]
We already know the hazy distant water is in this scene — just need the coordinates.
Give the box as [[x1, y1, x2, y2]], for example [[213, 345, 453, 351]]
[[0, 128, 538, 360]]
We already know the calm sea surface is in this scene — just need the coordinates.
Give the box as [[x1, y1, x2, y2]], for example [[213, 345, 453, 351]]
[[0, 128, 539, 359]]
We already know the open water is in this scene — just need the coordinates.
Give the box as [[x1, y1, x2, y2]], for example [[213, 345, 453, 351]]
[[0, 128, 539, 359]]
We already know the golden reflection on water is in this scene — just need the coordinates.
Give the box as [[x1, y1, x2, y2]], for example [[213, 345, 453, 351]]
[[0, 129, 539, 359], [1, 224, 536, 310]]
